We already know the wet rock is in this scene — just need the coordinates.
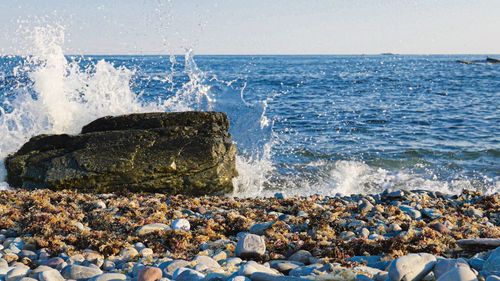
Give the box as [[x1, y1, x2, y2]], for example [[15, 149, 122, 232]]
[[388, 253, 436, 281], [235, 234, 266, 259], [61, 264, 103, 280], [6, 112, 238, 195], [136, 223, 171, 235]]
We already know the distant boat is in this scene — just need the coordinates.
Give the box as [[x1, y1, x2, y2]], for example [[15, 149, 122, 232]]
[[380, 53, 396, 56]]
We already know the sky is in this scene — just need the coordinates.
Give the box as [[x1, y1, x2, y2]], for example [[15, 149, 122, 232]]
[[0, 0, 499, 55]]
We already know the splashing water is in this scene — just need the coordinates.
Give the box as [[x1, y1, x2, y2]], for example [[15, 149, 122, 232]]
[[0, 25, 273, 193]]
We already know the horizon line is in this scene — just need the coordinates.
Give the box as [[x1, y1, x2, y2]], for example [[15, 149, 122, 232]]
[[1, 53, 500, 57]]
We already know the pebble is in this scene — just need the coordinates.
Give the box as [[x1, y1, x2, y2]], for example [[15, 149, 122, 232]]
[[136, 223, 171, 236], [138, 266, 163, 281], [433, 258, 469, 279], [61, 265, 103, 280], [388, 253, 436, 281], [90, 273, 128, 281], [5, 266, 30, 281], [39, 269, 65, 281], [238, 261, 279, 277], [171, 219, 190, 231], [119, 247, 139, 261], [287, 250, 312, 265], [174, 268, 205, 281], [436, 266, 478, 281], [235, 233, 266, 259], [249, 222, 274, 235]]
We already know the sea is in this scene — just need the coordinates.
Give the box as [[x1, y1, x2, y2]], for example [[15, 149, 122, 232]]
[[0, 26, 499, 196]]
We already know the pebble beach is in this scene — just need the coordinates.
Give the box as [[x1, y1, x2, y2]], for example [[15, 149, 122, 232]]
[[0, 189, 499, 281]]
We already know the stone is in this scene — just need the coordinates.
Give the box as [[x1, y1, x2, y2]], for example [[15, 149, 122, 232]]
[[430, 223, 450, 234], [140, 248, 154, 258], [288, 264, 323, 277], [468, 258, 484, 271], [235, 234, 266, 259], [388, 253, 437, 281], [457, 239, 500, 251], [228, 276, 251, 281], [269, 261, 303, 274], [119, 247, 139, 261], [138, 267, 162, 281], [39, 270, 65, 281], [433, 258, 469, 279], [436, 266, 477, 281], [6, 112, 238, 195], [18, 250, 37, 260], [193, 255, 221, 269], [249, 222, 274, 235], [288, 250, 313, 265], [422, 208, 442, 220], [486, 276, 500, 281], [484, 246, 500, 272], [5, 266, 30, 281], [465, 208, 483, 218], [174, 268, 205, 281], [250, 272, 305, 281], [171, 219, 190, 231], [61, 265, 103, 280], [89, 273, 129, 281], [238, 261, 279, 277], [399, 205, 422, 220], [136, 223, 171, 235], [159, 260, 190, 277]]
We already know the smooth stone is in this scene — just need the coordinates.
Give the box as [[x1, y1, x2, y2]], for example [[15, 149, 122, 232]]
[[134, 242, 146, 251], [138, 267, 162, 281], [458, 239, 500, 250], [159, 260, 190, 277], [44, 257, 65, 268], [434, 258, 469, 279], [484, 246, 500, 272], [174, 268, 204, 281], [119, 247, 139, 261], [430, 223, 450, 234], [235, 234, 266, 259], [288, 264, 323, 277], [89, 273, 128, 281], [238, 261, 279, 277], [61, 265, 103, 280], [5, 267, 30, 281], [274, 193, 285, 200], [436, 266, 477, 281], [171, 219, 190, 231], [19, 278, 37, 281], [288, 250, 313, 265], [102, 261, 116, 271], [360, 228, 370, 238], [0, 258, 8, 269], [249, 222, 274, 235], [18, 250, 37, 261], [39, 270, 65, 281], [388, 253, 437, 281], [250, 272, 305, 281], [269, 261, 303, 274], [136, 224, 171, 236], [193, 255, 221, 269]]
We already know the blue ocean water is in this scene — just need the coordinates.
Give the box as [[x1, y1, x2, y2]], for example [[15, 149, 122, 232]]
[[0, 53, 499, 195]]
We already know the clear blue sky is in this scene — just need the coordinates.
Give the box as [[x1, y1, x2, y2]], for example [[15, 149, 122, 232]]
[[0, 0, 499, 55]]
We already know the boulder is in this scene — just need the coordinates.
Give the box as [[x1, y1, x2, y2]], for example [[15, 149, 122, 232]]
[[6, 112, 237, 195], [388, 253, 436, 281]]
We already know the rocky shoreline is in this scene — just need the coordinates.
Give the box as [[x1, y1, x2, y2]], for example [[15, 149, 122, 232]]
[[0, 189, 499, 280]]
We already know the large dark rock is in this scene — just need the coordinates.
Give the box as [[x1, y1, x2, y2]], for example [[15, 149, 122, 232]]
[[6, 112, 238, 195]]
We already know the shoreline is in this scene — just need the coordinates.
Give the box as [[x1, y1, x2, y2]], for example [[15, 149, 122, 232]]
[[0, 188, 499, 280]]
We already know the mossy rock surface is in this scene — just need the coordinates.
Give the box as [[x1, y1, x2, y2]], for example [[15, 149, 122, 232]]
[[6, 111, 237, 195]]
